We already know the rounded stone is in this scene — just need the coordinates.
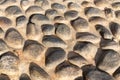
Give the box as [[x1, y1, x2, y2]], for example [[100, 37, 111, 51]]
[[97, 49, 120, 74], [54, 16, 65, 23], [55, 23, 72, 40], [5, 28, 24, 49], [45, 9, 58, 19], [45, 47, 66, 67], [86, 70, 114, 80], [0, 51, 19, 74], [51, 3, 66, 12], [29, 62, 51, 80], [23, 40, 44, 59], [0, 74, 10, 80], [16, 15, 27, 26], [74, 41, 98, 61], [30, 14, 49, 25], [20, 0, 30, 10], [104, 8, 114, 18], [94, 0, 109, 8], [85, 7, 103, 17], [64, 10, 78, 20], [0, 17, 12, 30], [76, 32, 100, 44], [25, 6, 43, 15], [100, 39, 119, 52], [41, 24, 55, 35], [5, 6, 22, 16], [55, 61, 82, 78], [68, 2, 80, 10], [26, 22, 40, 40], [0, 39, 9, 55], [109, 22, 120, 40], [20, 73, 31, 80], [71, 17, 89, 32], [34, 0, 49, 8], [95, 24, 113, 39], [42, 35, 67, 48], [89, 16, 107, 25], [68, 51, 88, 67]]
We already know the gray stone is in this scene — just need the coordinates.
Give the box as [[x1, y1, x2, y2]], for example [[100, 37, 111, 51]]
[[97, 49, 120, 74], [55, 23, 72, 40], [74, 41, 98, 61], [85, 7, 103, 17], [45, 47, 66, 67], [68, 51, 88, 67], [68, 2, 80, 10], [29, 62, 51, 80], [30, 14, 49, 25], [51, 3, 66, 12], [115, 10, 120, 19], [0, 52, 19, 74], [45, 9, 58, 19], [76, 32, 100, 43], [20, 73, 31, 80], [42, 35, 67, 48], [5, 6, 22, 16], [26, 22, 40, 40], [0, 17, 12, 30], [71, 17, 89, 32], [25, 6, 42, 14], [23, 40, 44, 59], [109, 22, 120, 39], [95, 24, 113, 39], [86, 70, 114, 80], [64, 10, 78, 20], [55, 61, 82, 77], [41, 24, 55, 35], [16, 15, 27, 26], [0, 39, 9, 55], [5, 28, 24, 49], [0, 74, 10, 80]]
